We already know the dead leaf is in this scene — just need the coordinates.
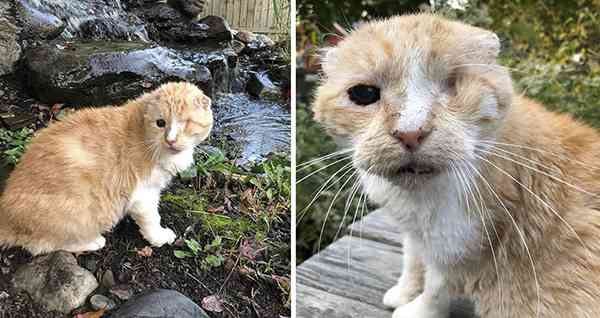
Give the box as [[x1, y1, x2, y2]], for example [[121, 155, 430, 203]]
[[239, 239, 259, 261], [207, 206, 225, 213], [51, 103, 63, 115], [201, 295, 224, 313], [141, 81, 153, 88], [136, 246, 153, 257], [74, 308, 106, 318]]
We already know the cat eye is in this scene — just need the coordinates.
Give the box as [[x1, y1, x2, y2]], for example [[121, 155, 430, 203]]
[[348, 85, 380, 105], [156, 119, 166, 128]]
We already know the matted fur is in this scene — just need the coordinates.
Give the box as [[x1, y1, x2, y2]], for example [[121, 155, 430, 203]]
[[313, 13, 600, 318], [0, 82, 213, 255]]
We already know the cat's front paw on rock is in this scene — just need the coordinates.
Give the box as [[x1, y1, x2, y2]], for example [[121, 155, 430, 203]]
[[146, 227, 177, 247]]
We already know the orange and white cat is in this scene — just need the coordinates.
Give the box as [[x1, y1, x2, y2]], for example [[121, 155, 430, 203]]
[[313, 14, 600, 318], [0, 82, 213, 255]]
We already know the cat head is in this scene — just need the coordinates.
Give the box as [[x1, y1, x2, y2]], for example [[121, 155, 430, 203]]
[[313, 14, 514, 189], [142, 82, 213, 154]]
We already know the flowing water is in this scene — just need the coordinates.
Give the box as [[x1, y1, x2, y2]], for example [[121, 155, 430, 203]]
[[213, 93, 290, 164]]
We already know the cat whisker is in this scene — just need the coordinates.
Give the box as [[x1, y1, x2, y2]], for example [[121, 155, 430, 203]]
[[474, 154, 545, 318], [297, 148, 353, 170], [296, 161, 355, 225], [317, 169, 359, 256], [297, 155, 353, 183]]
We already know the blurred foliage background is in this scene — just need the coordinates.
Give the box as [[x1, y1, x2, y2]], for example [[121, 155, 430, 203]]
[[296, 0, 600, 263]]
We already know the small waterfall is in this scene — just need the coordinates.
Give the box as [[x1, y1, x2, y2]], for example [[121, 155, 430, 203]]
[[22, 0, 150, 41]]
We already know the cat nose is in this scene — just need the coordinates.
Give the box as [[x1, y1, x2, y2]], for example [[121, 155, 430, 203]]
[[165, 138, 176, 146], [391, 129, 431, 152]]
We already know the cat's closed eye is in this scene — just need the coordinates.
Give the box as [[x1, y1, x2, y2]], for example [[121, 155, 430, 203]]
[[348, 84, 380, 106], [156, 119, 166, 128]]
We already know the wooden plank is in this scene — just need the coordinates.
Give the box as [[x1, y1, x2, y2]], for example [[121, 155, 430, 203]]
[[346, 208, 405, 247], [298, 236, 404, 307], [297, 284, 391, 318]]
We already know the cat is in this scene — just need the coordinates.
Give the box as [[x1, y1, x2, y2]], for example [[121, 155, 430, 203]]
[[313, 13, 600, 318], [0, 82, 213, 256]]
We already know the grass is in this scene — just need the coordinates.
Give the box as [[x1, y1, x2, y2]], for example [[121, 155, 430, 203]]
[[0, 128, 34, 166]]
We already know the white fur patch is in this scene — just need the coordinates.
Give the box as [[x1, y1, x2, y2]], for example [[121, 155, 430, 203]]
[[167, 119, 182, 143], [399, 51, 436, 132]]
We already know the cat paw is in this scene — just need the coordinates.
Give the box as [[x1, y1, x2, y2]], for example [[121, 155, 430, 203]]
[[391, 295, 448, 318], [62, 236, 106, 253], [383, 275, 423, 308], [146, 227, 177, 247]]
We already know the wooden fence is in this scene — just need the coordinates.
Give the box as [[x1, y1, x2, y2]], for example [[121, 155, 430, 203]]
[[202, 0, 289, 37]]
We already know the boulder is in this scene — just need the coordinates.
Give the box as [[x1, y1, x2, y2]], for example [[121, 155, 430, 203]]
[[107, 289, 209, 318], [11, 252, 98, 313], [25, 41, 213, 106], [15, 0, 65, 40], [167, 0, 206, 19], [0, 2, 22, 76], [133, 5, 231, 44]]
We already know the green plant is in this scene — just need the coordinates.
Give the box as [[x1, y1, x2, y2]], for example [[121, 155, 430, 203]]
[[0, 128, 34, 166], [174, 236, 226, 271]]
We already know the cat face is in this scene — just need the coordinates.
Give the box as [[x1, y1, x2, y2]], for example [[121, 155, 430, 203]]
[[143, 82, 213, 153], [313, 14, 514, 188]]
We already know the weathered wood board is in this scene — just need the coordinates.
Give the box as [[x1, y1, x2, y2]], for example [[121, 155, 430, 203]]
[[297, 209, 479, 318]]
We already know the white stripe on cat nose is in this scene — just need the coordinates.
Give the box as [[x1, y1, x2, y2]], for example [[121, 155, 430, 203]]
[[166, 120, 180, 143], [399, 54, 435, 132]]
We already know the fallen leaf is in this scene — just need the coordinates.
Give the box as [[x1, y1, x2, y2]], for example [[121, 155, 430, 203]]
[[272, 275, 290, 290], [207, 206, 225, 213], [201, 295, 224, 313], [51, 103, 63, 115], [239, 239, 259, 261], [136, 246, 153, 257], [74, 308, 106, 318]]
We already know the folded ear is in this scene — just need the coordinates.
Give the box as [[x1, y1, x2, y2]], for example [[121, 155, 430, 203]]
[[199, 94, 212, 110], [468, 30, 501, 62], [320, 46, 338, 76]]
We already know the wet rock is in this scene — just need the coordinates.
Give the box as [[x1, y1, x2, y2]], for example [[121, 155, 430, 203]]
[[11, 252, 99, 313], [0, 291, 9, 300], [23, 0, 149, 41], [230, 40, 245, 55], [235, 30, 257, 44], [168, 0, 206, 18], [25, 41, 213, 106], [246, 71, 280, 100], [101, 269, 116, 289], [135, 5, 231, 45], [257, 34, 276, 47], [109, 284, 134, 301], [0, 2, 22, 76], [15, 0, 65, 40], [90, 294, 116, 311], [243, 34, 276, 54], [107, 289, 209, 318], [199, 16, 233, 42]]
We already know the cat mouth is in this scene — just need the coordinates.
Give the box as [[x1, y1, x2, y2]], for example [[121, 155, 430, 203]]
[[395, 163, 438, 176]]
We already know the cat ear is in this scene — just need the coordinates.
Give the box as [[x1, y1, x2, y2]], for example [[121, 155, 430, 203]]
[[198, 94, 211, 110], [320, 46, 338, 76], [475, 31, 501, 59]]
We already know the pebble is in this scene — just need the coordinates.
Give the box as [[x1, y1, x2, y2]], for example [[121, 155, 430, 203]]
[[0, 291, 9, 300], [101, 269, 115, 289], [89, 294, 116, 311], [110, 285, 134, 300]]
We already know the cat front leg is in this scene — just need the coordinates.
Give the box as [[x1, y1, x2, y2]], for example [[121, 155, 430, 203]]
[[129, 187, 177, 247], [383, 234, 425, 308], [392, 262, 451, 318]]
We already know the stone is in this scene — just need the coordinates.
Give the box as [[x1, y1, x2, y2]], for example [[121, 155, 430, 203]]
[[0, 2, 22, 76], [230, 40, 245, 55], [246, 71, 280, 100], [90, 294, 116, 311], [198, 15, 233, 42], [133, 4, 225, 45], [107, 289, 209, 318], [15, 0, 65, 40], [109, 284, 134, 301], [101, 270, 116, 289], [256, 34, 276, 47], [11, 252, 99, 313], [235, 30, 257, 44], [25, 41, 213, 106], [167, 0, 206, 19]]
